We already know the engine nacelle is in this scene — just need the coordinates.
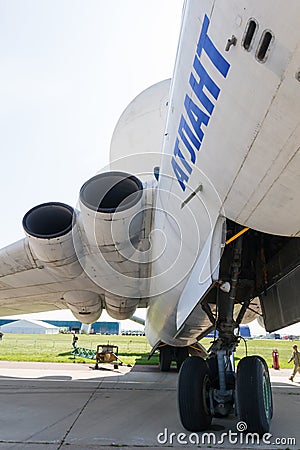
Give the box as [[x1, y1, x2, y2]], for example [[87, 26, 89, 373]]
[[105, 293, 139, 320], [79, 171, 144, 251], [78, 171, 146, 318], [63, 291, 103, 324], [23, 202, 80, 265]]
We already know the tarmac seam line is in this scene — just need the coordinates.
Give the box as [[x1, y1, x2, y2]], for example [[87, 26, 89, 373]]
[[57, 379, 104, 450]]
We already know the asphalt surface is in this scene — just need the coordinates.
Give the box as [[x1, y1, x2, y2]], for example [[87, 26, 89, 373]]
[[0, 361, 299, 449]]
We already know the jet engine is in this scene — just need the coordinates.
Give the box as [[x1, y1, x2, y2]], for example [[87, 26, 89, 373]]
[[23, 202, 80, 267], [79, 171, 147, 319]]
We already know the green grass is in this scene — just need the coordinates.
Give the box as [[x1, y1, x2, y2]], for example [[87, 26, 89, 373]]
[[0, 334, 297, 368], [0, 334, 158, 365], [234, 338, 296, 369]]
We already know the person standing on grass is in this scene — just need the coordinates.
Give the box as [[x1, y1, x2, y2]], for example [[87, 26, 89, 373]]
[[72, 333, 78, 349], [288, 344, 300, 381]]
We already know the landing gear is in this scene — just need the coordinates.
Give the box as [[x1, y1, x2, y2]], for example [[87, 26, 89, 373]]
[[159, 346, 189, 372], [236, 356, 273, 434], [176, 347, 189, 371], [177, 229, 273, 433], [178, 352, 272, 432], [178, 357, 212, 431], [159, 346, 172, 372]]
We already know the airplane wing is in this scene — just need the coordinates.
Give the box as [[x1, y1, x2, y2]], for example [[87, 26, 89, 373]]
[[0, 81, 170, 322], [0, 203, 105, 321], [0, 237, 97, 317], [0, 170, 156, 320]]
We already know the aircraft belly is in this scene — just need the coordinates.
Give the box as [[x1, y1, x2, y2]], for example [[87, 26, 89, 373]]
[[198, 15, 300, 237], [145, 1, 300, 345], [159, 1, 300, 239], [145, 291, 213, 347], [223, 45, 300, 236]]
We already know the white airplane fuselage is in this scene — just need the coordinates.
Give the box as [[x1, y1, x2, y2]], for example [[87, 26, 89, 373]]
[[145, 0, 300, 347]]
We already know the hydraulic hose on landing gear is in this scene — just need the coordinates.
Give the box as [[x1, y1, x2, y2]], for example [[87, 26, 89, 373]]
[[217, 350, 227, 395], [229, 236, 243, 303], [217, 234, 243, 340]]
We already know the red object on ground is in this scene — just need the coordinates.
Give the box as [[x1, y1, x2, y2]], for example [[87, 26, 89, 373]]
[[272, 349, 280, 370]]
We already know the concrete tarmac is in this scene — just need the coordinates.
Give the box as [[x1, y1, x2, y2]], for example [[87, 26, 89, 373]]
[[0, 361, 299, 449]]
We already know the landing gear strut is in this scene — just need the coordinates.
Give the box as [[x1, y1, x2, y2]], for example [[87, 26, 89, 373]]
[[159, 345, 189, 372], [159, 346, 172, 372], [178, 232, 273, 433]]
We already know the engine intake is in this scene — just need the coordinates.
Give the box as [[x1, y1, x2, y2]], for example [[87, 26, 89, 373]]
[[80, 171, 143, 213], [23, 202, 79, 264], [79, 171, 144, 251], [23, 202, 74, 239], [78, 171, 145, 315]]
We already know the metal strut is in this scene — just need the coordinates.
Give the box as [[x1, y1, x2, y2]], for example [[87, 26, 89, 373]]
[[217, 233, 243, 341], [207, 233, 244, 417]]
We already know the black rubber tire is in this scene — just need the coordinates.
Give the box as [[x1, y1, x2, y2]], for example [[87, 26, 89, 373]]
[[178, 356, 212, 431], [255, 355, 273, 419], [176, 347, 189, 371], [206, 355, 219, 388], [159, 346, 172, 372], [236, 356, 272, 434]]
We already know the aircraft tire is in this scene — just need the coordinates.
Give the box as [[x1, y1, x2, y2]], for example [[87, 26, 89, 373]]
[[255, 355, 273, 419], [159, 346, 172, 372], [236, 356, 272, 434], [178, 356, 212, 431], [176, 347, 189, 371]]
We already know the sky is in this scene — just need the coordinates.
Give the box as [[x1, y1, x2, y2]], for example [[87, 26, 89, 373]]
[[0, 0, 184, 249], [0, 0, 184, 328]]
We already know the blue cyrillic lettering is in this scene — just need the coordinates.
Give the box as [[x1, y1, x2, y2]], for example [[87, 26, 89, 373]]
[[171, 156, 189, 191], [178, 116, 199, 158], [174, 138, 192, 174], [190, 56, 220, 114], [171, 13, 230, 192], [196, 14, 230, 78], [184, 94, 209, 143], [196, 14, 210, 60]]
